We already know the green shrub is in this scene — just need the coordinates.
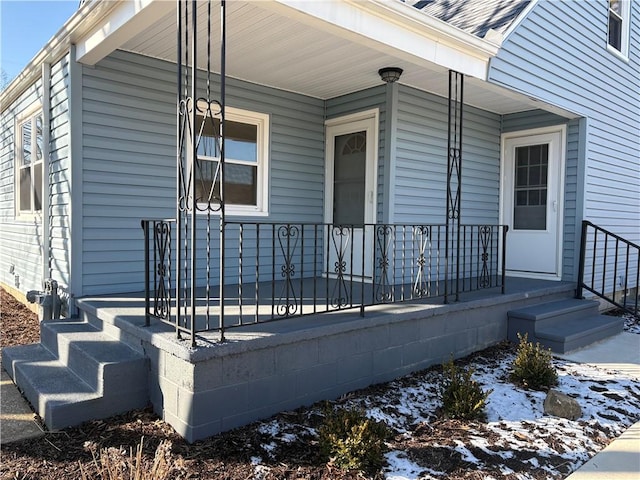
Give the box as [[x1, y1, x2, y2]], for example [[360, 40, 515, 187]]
[[318, 406, 389, 474], [510, 332, 558, 391], [439, 357, 492, 421]]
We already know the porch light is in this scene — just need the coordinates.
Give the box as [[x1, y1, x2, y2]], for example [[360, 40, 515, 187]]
[[378, 67, 403, 83]]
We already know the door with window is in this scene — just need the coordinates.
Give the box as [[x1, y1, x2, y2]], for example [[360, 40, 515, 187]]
[[324, 111, 378, 279], [502, 128, 565, 278]]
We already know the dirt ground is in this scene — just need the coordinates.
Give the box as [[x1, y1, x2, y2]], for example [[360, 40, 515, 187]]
[[0, 287, 637, 480]]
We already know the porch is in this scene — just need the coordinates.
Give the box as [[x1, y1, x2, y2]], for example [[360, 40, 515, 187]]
[[73, 276, 576, 441]]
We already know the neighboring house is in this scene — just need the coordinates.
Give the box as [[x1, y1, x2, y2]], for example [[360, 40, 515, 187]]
[[1, 0, 638, 441]]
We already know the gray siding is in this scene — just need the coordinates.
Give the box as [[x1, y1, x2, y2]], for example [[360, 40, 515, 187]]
[[81, 50, 324, 295], [489, 0, 640, 244], [394, 85, 501, 226], [0, 79, 44, 294]]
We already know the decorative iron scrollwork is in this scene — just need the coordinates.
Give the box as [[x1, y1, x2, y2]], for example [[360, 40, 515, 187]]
[[330, 226, 350, 308], [413, 226, 430, 297], [194, 98, 223, 213], [177, 97, 194, 213], [277, 225, 299, 317], [375, 225, 393, 302], [479, 225, 492, 288], [153, 221, 172, 319]]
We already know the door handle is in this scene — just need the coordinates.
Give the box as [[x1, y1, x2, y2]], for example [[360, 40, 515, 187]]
[[552, 200, 557, 212]]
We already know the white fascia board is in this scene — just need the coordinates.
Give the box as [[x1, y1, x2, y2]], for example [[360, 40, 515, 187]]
[[271, 0, 500, 80], [75, 0, 174, 66]]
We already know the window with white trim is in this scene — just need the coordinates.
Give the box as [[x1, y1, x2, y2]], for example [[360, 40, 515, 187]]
[[608, 0, 630, 57], [195, 107, 269, 215], [15, 107, 44, 216]]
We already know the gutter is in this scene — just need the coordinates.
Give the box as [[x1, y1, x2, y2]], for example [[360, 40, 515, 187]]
[[0, 0, 116, 111]]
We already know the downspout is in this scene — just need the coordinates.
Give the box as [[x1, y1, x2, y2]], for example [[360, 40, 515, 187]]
[[41, 62, 51, 285], [574, 117, 589, 284], [68, 45, 84, 316]]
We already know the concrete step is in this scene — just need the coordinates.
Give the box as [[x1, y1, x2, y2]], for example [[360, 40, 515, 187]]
[[537, 314, 624, 354], [2, 339, 148, 431], [507, 298, 598, 343], [507, 298, 624, 354], [40, 320, 147, 392], [508, 298, 600, 325]]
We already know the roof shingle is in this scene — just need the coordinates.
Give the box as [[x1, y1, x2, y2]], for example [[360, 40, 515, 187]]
[[405, 0, 531, 38]]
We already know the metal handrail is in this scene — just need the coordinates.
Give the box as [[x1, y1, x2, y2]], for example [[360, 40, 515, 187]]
[[577, 220, 639, 317], [141, 220, 508, 339]]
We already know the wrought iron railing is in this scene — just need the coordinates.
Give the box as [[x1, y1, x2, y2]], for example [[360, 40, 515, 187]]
[[142, 220, 508, 338], [577, 220, 639, 317], [141, 219, 174, 328]]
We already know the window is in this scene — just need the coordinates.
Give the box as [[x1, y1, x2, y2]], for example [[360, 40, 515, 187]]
[[513, 144, 548, 230], [15, 107, 44, 216], [195, 107, 269, 215], [608, 0, 630, 58]]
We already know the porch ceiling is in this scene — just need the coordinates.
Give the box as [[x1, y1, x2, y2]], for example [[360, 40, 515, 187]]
[[96, 1, 576, 117]]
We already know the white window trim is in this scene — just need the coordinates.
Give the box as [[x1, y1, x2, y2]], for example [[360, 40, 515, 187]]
[[196, 106, 270, 217], [607, 0, 631, 61], [14, 103, 44, 220]]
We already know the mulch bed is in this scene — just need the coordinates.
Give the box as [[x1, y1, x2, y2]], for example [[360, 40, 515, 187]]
[[1, 287, 637, 480]]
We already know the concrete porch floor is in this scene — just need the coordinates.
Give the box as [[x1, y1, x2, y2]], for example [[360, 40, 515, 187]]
[[76, 276, 575, 349]]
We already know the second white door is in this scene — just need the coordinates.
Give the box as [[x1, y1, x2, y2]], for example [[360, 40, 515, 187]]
[[501, 127, 565, 278]]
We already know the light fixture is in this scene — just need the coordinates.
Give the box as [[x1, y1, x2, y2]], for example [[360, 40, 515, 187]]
[[378, 67, 403, 83]]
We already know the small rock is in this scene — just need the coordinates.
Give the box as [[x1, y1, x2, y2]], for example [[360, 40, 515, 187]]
[[544, 389, 582, 420]]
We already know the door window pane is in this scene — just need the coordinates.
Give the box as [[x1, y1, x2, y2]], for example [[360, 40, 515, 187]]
[[513, 144, 549, 230], [333, 131, 366, 226]]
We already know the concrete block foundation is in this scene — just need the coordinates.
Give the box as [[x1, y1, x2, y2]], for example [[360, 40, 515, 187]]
[[74, 281, 576, 442]]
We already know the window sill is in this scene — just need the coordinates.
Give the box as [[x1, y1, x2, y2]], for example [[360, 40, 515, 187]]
[[606, 45, 630, 63], [196, 206, 269, 217], [14, 212, 43, 222]]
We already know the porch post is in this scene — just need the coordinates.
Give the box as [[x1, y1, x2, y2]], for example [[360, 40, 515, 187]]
[[445, 70, 463, 303], [176, 0, 199, 346], [176, 0, 184, 341], [219, 0, 227, 343], [188, 0, 198, 348]]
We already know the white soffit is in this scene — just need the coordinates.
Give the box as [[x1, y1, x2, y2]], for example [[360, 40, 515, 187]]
[[73, 0, 574, 117], [77, 0, 495, 78]]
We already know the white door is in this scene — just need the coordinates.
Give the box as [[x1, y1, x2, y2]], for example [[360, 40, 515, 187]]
[[501, 127, 565, 278], [325, 110, 378, 279]]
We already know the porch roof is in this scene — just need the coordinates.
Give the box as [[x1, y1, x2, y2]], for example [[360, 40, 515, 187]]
[[2, 0, 578, 119]]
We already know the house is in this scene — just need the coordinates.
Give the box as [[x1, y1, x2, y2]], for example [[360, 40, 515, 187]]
[[1, 0, 638, 442]]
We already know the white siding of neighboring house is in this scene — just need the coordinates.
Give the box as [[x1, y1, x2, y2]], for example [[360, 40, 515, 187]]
[[0, 79, 44, 295], [489, 0, 640, 243]]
